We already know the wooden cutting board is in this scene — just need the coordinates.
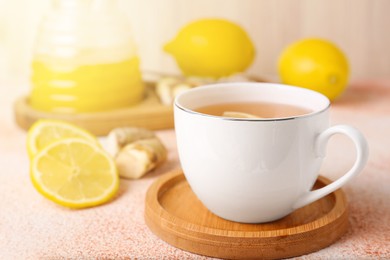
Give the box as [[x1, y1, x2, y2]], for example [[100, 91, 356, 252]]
[[13, 82, 173, 136], [145, 169, 349, 259]]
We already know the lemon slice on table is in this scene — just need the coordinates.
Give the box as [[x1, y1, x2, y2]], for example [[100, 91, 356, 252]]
[[30, 138, 119, 208], [27, 119, 98, 159]]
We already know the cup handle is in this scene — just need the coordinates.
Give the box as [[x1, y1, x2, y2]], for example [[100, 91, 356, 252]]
[[293, 125, 369, 210]]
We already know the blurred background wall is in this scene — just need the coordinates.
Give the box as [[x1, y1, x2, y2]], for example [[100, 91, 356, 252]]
[[0, 0, 389, 85]]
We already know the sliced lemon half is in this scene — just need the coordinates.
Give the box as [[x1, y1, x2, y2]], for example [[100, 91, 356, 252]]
[[27, 119, 98, 159], [30, 138, 119, 209]]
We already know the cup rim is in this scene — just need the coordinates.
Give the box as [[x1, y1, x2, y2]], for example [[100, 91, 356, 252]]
[[174, 82, 331, 122]]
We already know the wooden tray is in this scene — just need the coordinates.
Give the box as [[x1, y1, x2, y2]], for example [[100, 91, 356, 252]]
[[14, 75, 267, 136], [13, 82, 173, 136], [145, 169, 349, 259]]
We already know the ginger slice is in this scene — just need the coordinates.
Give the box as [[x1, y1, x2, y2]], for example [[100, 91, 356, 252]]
[[115, 138, 167, 179]]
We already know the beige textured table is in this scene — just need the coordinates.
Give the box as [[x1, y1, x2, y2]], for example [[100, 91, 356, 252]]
[[0, 79, 389, 259]]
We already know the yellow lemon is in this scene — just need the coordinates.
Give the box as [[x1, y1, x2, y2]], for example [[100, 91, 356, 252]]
[[278, 38, 349, 101], [27, 119, 99, 159], [164, 18, 255, 78], [30, 138, 119, 209]]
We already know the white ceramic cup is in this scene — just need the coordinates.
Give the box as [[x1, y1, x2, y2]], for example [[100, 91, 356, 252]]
[[174, 82, 369, 223]]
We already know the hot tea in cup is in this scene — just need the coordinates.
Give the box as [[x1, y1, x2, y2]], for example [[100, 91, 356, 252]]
[[195, 101, 312, 118], [174, 82, 368, 223]]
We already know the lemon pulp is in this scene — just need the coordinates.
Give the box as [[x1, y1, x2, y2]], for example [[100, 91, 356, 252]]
[[30, 138, 119, 209], [30, 56, 144, 113]]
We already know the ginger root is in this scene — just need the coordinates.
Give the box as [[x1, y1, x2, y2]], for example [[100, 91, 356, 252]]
[[156, 77, 194, 105], [115, 138, 167, 179], [155, 74, 262, 106], [106, 127, 156, 156], [106, 127, 167, 179]]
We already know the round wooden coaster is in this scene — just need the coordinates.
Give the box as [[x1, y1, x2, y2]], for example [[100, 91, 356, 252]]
[[145, 169, 349, 259]]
